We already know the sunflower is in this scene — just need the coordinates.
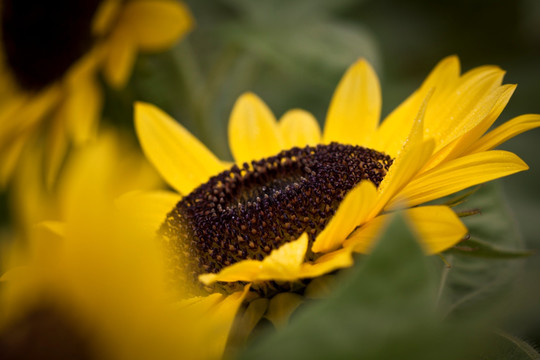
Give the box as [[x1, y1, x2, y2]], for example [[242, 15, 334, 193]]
[[0, 0, 193, 186], [134, 56, 540, 299], [0, 132, 246, 360]]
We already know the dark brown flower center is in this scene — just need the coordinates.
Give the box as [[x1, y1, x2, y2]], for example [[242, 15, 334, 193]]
[[160, 143, 392, 292], [1, 0, 102, 91]]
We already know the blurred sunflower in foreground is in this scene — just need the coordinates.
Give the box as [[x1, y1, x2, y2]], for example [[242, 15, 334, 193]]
[[0, 133, 246, 360], [0, 0, 193, 186], [135, 56, 540, 302]]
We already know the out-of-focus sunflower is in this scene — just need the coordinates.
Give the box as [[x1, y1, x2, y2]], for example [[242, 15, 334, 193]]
[[134, 56, 540, 303], [0, 132, 246, 360], [0, 0, 193, 186]]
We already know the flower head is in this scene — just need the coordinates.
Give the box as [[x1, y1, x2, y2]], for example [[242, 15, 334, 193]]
[[0, 0, 193, 186], [135, 56, 540, 296], [0, 132, 245, 360]]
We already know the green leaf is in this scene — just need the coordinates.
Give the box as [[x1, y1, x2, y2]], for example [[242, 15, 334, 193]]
[[447, 237, 533, 259], [438, 182, 526, 317], [240, 215, 475, 360]]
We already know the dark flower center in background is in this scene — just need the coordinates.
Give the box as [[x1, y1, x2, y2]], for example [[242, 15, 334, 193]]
[[0, 304, 95, 360], [1, 0, 102, 91], [160, 143, 393, 291]]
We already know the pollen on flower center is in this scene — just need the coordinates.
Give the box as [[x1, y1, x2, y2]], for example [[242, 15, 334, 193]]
[[160, 143, 393, 289]]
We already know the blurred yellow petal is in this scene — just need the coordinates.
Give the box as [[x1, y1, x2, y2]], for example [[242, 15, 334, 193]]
[[392, 150, 528, 208], [279, 109, 321, 148], [0, 133, 28, 188], [92, 0, 122, 36], [0, 85, 61, 139], [199, 286, 250, 360], [199, 234, 308, 285], [121, 0, 194, 51], [406, 206, 467, 254], [265, 293, 303, 328], [312, 181, 377, 253], [45, 115, 69, 189], [103, 25, 137, 89], [466, 114, 540, 153], [64, 59, 103, 146], [323, 59, 381, 146], [228, 92, 284, 164], [135, 102, 226, 195], [115, 190, 181, 234]]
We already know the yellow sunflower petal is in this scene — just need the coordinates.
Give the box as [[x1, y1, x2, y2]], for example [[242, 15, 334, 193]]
[[92, 0, 122, 35], [323, 59, 381, 146], [371, 140, 435, 217], [64, 66, 103, 146], [392, 150, 528, 208], [312, 181, 377, 253], [135, 102, 226, 195], [299, 248, 354, 278], [228, 92, 284, 164], [45, 115, 69, 188], [199, 234, 308, 285], [424, 67, 505, 151], [115, 190, 181, 233], [121, 0, 194, 51], [421, 84, 516, 170], [278, 109, 321, 148], [405, 206, 467, 254], [203, 286, 250, 360], [465, 114, 540, 154], [374, 55, 460, 156], [0, 133, 29, 188], [103, 25, 137, 89], [345, 206, 466, 254]]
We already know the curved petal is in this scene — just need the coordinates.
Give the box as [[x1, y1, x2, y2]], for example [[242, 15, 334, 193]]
[[45, 114, 69, 188], [64, 55, 103, 145], [228, 92, 284, 164], [199, 234, 308, 285], [424, 67, 505, 151], [279, 109, 321, 148], [374, 55, 460, 156], [0, 133, 28, 187], [201, 286, 250, 360], [405, 206, 467, 254], [121, 0, 193, 51], [345, 206, 466, 254], [103, 25, 137, 89], [370, 139, 435, 217], [465, 114, 540, 154], [420, 84, 516, 170], [298, 248, 354, 278], [135, 102, 226, 195], [323, 58, 381, 146], [312, 181, 377, 253], [390, 150, 528, 209]]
